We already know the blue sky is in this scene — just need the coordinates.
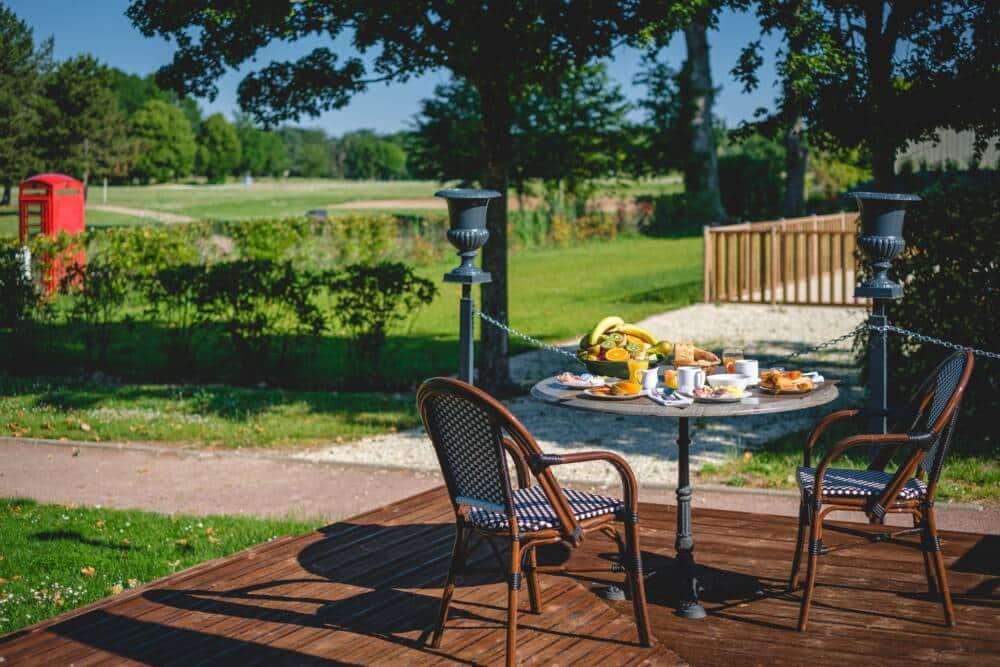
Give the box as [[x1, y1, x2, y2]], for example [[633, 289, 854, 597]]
[[10, 1, 781, 135]]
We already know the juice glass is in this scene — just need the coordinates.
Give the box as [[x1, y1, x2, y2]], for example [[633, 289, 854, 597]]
[[627, 358, 648, 385], [722, 348, 744, 374]]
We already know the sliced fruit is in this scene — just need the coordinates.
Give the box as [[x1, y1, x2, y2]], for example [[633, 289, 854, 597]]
[[600, 339, 617, 350], [617, 324, 657, 344], [611, 380, 641, 396], [587, 344, 602, 356], [588, 316, 624, 346], [625, 342, 642, 354], [604, 347, 629, 362]]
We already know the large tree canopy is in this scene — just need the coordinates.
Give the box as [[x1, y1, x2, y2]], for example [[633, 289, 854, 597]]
[[127, 0, 698, 391], [735, 0, 1000, 191]]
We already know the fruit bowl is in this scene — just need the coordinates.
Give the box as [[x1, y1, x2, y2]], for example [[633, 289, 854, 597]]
[[584, 358, 661, 380]]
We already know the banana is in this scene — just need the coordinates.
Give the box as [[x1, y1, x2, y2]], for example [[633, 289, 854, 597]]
[[650, 340, 674, 358], [588, 316, 624, 346], [616, 324, 657, 345]]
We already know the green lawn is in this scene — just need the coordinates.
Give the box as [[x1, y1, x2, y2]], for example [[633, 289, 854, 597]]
[[0, 498, 316, 636], [696, 423, 1000, 505], [0, 380, 420, 448]]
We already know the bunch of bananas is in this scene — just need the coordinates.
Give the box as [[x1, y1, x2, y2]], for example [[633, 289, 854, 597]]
[[576, 316, 673, 363]]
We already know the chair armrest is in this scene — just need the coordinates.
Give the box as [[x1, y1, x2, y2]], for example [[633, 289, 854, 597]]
[[529, 450, 639, 515], [813, 431, 935, 500], [502, 437, 531, 489], [804, 409, 860, 466]]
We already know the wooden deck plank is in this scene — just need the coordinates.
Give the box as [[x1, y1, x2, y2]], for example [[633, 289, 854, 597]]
[[1, 486, 996, 666]]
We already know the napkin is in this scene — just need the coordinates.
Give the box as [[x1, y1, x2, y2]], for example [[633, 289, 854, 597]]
[[803, 371, 825, 384], [648, 388, 693, 408]]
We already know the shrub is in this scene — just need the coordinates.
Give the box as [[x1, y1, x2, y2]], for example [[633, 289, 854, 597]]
[[326, 262, 437, 373], [90, 225, 202, 278], [718, 134, 785, 221], [0, 243, 40, 331], [638, 192, 718, 236], [61, 258, 132, 364], [869, 171, 999, 453], [198, 260, 325, 381], [219, 217, 311, 262], [143, 264, 209, 373]]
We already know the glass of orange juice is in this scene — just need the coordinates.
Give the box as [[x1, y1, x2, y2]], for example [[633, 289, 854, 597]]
[[722, 348, 744, 374], [663, 369, 678, 390], [627, 358, 648, 385]]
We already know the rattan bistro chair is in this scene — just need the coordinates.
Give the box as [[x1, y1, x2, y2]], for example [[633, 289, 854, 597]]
[[790, 350, 974, 631], [417, 377, 652, 666]]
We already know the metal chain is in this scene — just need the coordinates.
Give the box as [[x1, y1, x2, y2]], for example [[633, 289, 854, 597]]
[[474, 308, 1000, 368], [761, 323, 868, 368], [473, 308, 585, 365], [873, 324, 1000, 360]]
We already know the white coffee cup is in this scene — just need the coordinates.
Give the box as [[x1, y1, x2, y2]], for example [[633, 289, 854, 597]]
[[639, 368, 659, 392], [734, 359, 759, 383], [677, 366, 706, 394]]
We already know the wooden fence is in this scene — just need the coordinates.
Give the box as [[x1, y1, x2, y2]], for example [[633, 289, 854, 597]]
[[703, 212, 868, 306]]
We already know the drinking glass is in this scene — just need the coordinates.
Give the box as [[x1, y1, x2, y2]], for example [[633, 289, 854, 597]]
[[627, 358, 648, 385], [722, 348, 744, 374]]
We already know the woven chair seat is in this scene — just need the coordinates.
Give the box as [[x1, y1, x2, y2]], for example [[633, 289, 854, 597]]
[[796, 467, 927, 500], [468, 486, 624, 531]]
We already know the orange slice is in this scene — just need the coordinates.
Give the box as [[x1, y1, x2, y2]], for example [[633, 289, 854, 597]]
[[605, 347, 629, 362]]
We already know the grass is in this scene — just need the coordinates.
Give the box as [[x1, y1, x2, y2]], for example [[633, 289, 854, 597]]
[[696, 422, 1000, 505], [0, 379, 420, 448], [0, 498, 316, 635]]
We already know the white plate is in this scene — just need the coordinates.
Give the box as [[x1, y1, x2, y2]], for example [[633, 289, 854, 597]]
[[582, 388, 648, 400], [692, 390, 752, 403]]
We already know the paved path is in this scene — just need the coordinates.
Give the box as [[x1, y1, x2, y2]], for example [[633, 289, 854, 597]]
[[2, 439, 996, 533], [88, 204, 195, 224]]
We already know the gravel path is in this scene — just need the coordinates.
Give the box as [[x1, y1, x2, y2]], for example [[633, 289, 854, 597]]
[[299, 303, 870, 487], [88, 204, 195, 224]]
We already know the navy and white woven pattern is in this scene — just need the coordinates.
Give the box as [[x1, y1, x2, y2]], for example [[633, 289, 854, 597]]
[[468, 485, 624, 531], [796, 467, 927, 500], [425, 393, 509, 509]]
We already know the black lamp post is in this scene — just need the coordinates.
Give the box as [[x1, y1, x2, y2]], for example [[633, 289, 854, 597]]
[[436, 188, 502, 384], [852, 191, 920, 433]]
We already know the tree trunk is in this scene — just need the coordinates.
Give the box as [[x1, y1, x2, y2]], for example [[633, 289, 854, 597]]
[[783, 116, 808, 217], [863, 3, 897, 192], [683, 21, 726, 224], [477, 81, 515, 394]]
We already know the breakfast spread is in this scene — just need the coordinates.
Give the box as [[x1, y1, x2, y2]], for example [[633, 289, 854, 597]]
[[556, 371, 604, 388], [576, 316, 671, 364]]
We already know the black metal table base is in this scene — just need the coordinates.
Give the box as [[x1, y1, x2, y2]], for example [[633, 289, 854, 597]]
[[674, 416, 707, 619]]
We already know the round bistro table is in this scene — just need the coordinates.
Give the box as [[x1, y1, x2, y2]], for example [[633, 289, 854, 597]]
[[530, 376, 839, 619]]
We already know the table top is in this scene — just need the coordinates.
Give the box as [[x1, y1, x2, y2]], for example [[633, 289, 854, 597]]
[[530, 377, 839, 418]]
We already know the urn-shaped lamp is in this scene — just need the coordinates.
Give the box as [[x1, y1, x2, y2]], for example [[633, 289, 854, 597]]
[[436, 188, 501, 284], [851, 191, 920, 299]]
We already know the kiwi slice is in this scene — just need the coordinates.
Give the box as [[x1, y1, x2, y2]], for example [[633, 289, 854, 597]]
[[609, 332, 625, 342], [625, 342, 641, 353], [600, 339, 617, 349]]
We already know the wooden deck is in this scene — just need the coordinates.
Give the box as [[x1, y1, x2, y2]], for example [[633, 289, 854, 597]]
[[1, 487, 997, 665]]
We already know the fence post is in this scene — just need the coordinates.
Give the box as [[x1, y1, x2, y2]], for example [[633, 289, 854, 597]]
[[436, 188, 502, 385], [703, 225, 712, 302], [852, 191, 920, 433]]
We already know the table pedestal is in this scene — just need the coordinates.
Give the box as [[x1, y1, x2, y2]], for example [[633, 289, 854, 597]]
[[674, 417, 707, 619]]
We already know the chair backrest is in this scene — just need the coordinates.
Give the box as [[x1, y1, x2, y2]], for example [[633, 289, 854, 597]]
[[890, 350, 975, 496], [417, 377, 581, 539]]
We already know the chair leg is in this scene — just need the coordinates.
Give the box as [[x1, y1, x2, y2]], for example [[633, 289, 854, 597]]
[[789, 501, 808, 590], [915, 513, 938, 595], [624, 519, 653, 647], [525, 545, 542, 614], [431, 524, 469, 648], [926, 507, 956, 627], [506, 538, 522, 667], [797, 507, 823, 631]]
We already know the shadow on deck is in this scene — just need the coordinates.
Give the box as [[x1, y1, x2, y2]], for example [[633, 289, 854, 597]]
[[1, 487, 997, 665]]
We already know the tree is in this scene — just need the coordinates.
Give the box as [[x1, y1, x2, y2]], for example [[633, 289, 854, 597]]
[[37, 56, 136, 191], [408, 79, 484, 184], [127, 1, 691, 393], [278, 127, 331, 178], [130, 99, 197, 182], [338, 130, 408, 180], [235, 116, 287, 177], [679, 13, 727, 222], [0, 4, 50, 204], [735, 1, 1000, 192], [108, 69, 172, 116], [196, 113, 241, 183]]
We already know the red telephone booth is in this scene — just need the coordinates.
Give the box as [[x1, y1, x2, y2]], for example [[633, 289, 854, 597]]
[[19, 173, 86, 290]]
